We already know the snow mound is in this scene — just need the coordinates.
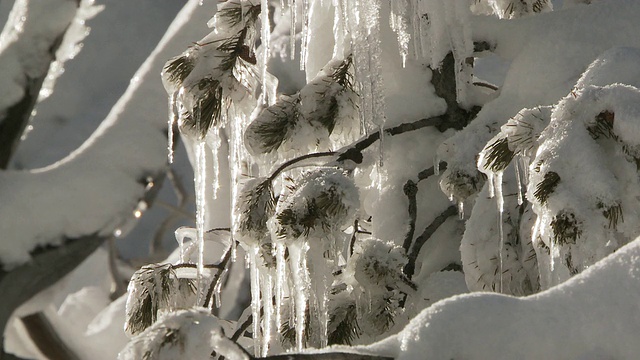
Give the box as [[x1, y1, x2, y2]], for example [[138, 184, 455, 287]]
[[365, 236, 640, 359]]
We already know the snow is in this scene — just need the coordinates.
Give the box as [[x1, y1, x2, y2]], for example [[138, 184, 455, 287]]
[[440, 0, 640, 202], [361, 236, 640, 359], [8, 0, 640, 358], [0, 0, 217, 269], [0, 0, 78, 114]]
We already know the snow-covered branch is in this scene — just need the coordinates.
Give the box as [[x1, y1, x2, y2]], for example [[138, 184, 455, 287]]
[[0, 0, 102, 168]]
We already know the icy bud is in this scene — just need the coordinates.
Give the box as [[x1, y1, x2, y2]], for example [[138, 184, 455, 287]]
[[275, 168, 359, 241], [439, 168, 484, 202]]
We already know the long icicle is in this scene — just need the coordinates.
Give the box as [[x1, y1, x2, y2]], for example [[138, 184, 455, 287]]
[[494, 171, 504, 293], [249, 246, 262, 357], [261, 0, 271, 104], [289, 242, 309, 351], [261, 271, 274, 357], [167, 91, 177, 164], [195, 140, 207, 304], [275, 242, 286, 341], [290, 0, 297, 60]]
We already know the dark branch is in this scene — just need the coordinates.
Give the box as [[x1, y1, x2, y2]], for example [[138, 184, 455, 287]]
[[204, 245, 233, 308], [402, 180, 418, 252], [0, 0, 81, 168], [20, 312, 80, 360], [336, 117, 445, 164], [268, 151, 337, 181], [404, 205, 458, 278]]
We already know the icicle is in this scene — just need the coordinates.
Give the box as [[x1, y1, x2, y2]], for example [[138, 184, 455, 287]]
[[434, 154, 440, 175], [207, 126, 221, 199], [308, 248, 330, 348], [261, 272, 274, 357], [275, 242, 286, 338], [515, 157, 523, 205], [332, 0, 347, 58], [487, 171, 495, 198], [390, 0, 410, 67], [229, 105, 243, 262], [195, 140, 207, 305], [457, 200, 464, 220], [174, 227, 196, 264], [289, 242, 310, 351], [448, 0, 473, 107], [493, 171, 504, 293], [167, 91, 177, 164], [409, 0, 422, 60], [290, 0, 297, 60], [261, 0, 271, 105], [213, 267, 228, 309], [299, 0, 310, 70], [249, 246, 262, 357]]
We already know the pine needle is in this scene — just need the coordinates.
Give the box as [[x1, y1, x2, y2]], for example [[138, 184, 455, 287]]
[[533, 171, 560, 205], [551, 211, 581, 245], [483, 137, 515, 172]]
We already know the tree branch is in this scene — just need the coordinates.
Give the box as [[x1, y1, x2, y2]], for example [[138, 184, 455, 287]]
[[404, 205, 458, 278], [0, 0, 81, 168], [402, 180, 418, 253], [402, 162, 448, 253], [19, 312, 80, 360]]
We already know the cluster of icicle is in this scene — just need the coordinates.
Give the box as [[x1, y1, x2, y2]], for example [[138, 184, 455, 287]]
[[154, 0, 481, 356]]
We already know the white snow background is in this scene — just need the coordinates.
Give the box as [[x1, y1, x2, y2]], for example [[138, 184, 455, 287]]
[[3, 0, 640, 359]]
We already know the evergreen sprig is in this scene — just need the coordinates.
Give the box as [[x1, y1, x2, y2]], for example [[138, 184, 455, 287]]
[[551, 211, 582, 245], [599, 202, 623, 229], [310, 55, 357, 134], [216, 1, 261, 30], [164, 53, 195, 88], [327, 303, 360, 346], [245, 95, 300, 155], [238, 178, 276, 242], [183, 78, 224, 139], [533, 171, 560, 205], [483, 137, 515, 172], [125, 264, 176, 336], [275, 181, 353, 240], [587, 110, 616, 140]]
